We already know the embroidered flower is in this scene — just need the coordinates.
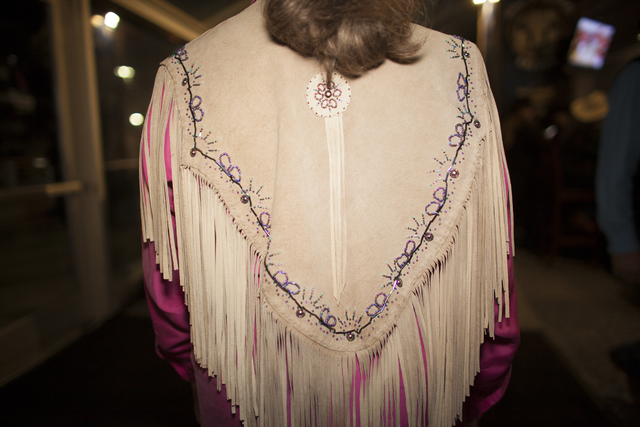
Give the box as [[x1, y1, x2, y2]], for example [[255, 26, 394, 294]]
[[174, 46, 188, 62], [314, 82, 342, 110], [306, 73, 351, 118]]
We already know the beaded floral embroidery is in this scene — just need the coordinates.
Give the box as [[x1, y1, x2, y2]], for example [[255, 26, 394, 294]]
[[171, 47, 272, 238], [306, 73, 351, 118], [172, 37, 479, 342], [260, 37, 480, 342]]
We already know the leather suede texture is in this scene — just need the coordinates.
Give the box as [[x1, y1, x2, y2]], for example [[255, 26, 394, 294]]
[[162, 2, 491, 352]]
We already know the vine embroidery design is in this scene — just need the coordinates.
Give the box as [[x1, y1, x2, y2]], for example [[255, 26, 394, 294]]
[[172, 37, 478, 342]]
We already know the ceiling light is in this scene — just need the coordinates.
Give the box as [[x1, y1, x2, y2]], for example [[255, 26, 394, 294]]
[[114, 66, 135, 79], [91, 15, 104, 28], [104, 12, 120, 29], [129, 113, 144, 126]]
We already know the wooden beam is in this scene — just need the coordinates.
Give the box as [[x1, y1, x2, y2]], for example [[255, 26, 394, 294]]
[[49, 0, 110, 320], [110, 0, 207, 41]]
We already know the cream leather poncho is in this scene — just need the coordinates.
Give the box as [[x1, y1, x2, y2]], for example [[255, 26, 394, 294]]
[[140, 3, 514, 426]]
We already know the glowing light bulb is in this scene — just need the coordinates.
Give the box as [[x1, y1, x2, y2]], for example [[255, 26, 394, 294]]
[[104, 12, 120, 29], [129, 113, 144, 126], [91, 15, 104, 28], [114, 65, 135, 79]]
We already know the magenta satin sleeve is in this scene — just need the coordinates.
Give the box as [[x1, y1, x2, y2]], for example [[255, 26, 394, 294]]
[[143, 239, 194, 382], [141, 99, 195, 383], [458, 167, 520, 423], [458, 254, 519, 423]]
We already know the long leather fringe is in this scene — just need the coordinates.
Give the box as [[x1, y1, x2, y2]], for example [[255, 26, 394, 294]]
[[140, 66, 512, 427], [140, 66, 179, 280], [325, 114, 348, 303], [179, 168, 261, 423]]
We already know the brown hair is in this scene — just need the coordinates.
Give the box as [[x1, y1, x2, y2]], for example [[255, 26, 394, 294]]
[[264, 0, 423, 84]]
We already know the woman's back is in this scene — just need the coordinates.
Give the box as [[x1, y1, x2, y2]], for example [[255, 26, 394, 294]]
[[140, 2, 519, 426]]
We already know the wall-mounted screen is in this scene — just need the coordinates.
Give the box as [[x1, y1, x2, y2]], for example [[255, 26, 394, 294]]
[[567, 17, 615, 70]]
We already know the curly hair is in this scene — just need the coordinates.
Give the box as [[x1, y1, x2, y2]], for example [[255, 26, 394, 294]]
[[264, 0, 423, 85]]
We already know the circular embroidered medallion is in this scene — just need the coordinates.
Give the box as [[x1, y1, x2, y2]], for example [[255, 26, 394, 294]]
[[306, 73, 351, 118]]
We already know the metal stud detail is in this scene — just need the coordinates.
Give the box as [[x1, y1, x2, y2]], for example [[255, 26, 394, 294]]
[[474, 119, 481, 128], [240, 194, 250, 204], [190, 147, 197, 157], [346, 332, 356, 341], [395, 278, 403, 288], [450, 169, 459, 179], [426, 232, 434, 242], [296, 308, 305, 318]]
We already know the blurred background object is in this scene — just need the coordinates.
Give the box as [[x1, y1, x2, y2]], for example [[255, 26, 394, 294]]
[[0, 0, 251, 387]]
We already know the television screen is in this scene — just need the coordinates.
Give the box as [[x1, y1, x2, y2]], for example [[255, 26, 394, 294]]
[[567, 17, 615, 69]]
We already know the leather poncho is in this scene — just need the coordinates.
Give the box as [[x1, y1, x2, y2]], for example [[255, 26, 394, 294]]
[[140, 3, 514, 426]]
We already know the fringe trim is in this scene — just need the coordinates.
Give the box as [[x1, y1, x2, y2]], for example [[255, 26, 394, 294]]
[[140, 66, 179, 280], [180, 168, 261, 423], [325, 114, 348, 303], [140, 67, 261, 422], [256, 123, 510, 426], [140, 65, 512, 427]]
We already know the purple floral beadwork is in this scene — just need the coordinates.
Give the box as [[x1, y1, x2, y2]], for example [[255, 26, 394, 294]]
[[175, 46, 188, 62], [172, 45, 272, 243], [172, 37, 479, 342], [376, 36, 478, 333], [271, 36, 479, 341]]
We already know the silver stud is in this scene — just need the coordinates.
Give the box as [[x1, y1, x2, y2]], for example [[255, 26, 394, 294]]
[[296, 308, 305, 318], [395, 278, 403, 288], [426, 232, 434, 242], [450, 169, 459, 179], [346, 332, 356, 341], [190, 147, 197, 157], [240, 194, 250, 204], [474, 119, 481, 128]]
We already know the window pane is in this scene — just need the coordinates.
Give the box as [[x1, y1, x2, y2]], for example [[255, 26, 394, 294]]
[[91, 2, 182, 299], [0, 1, 77, 327]]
